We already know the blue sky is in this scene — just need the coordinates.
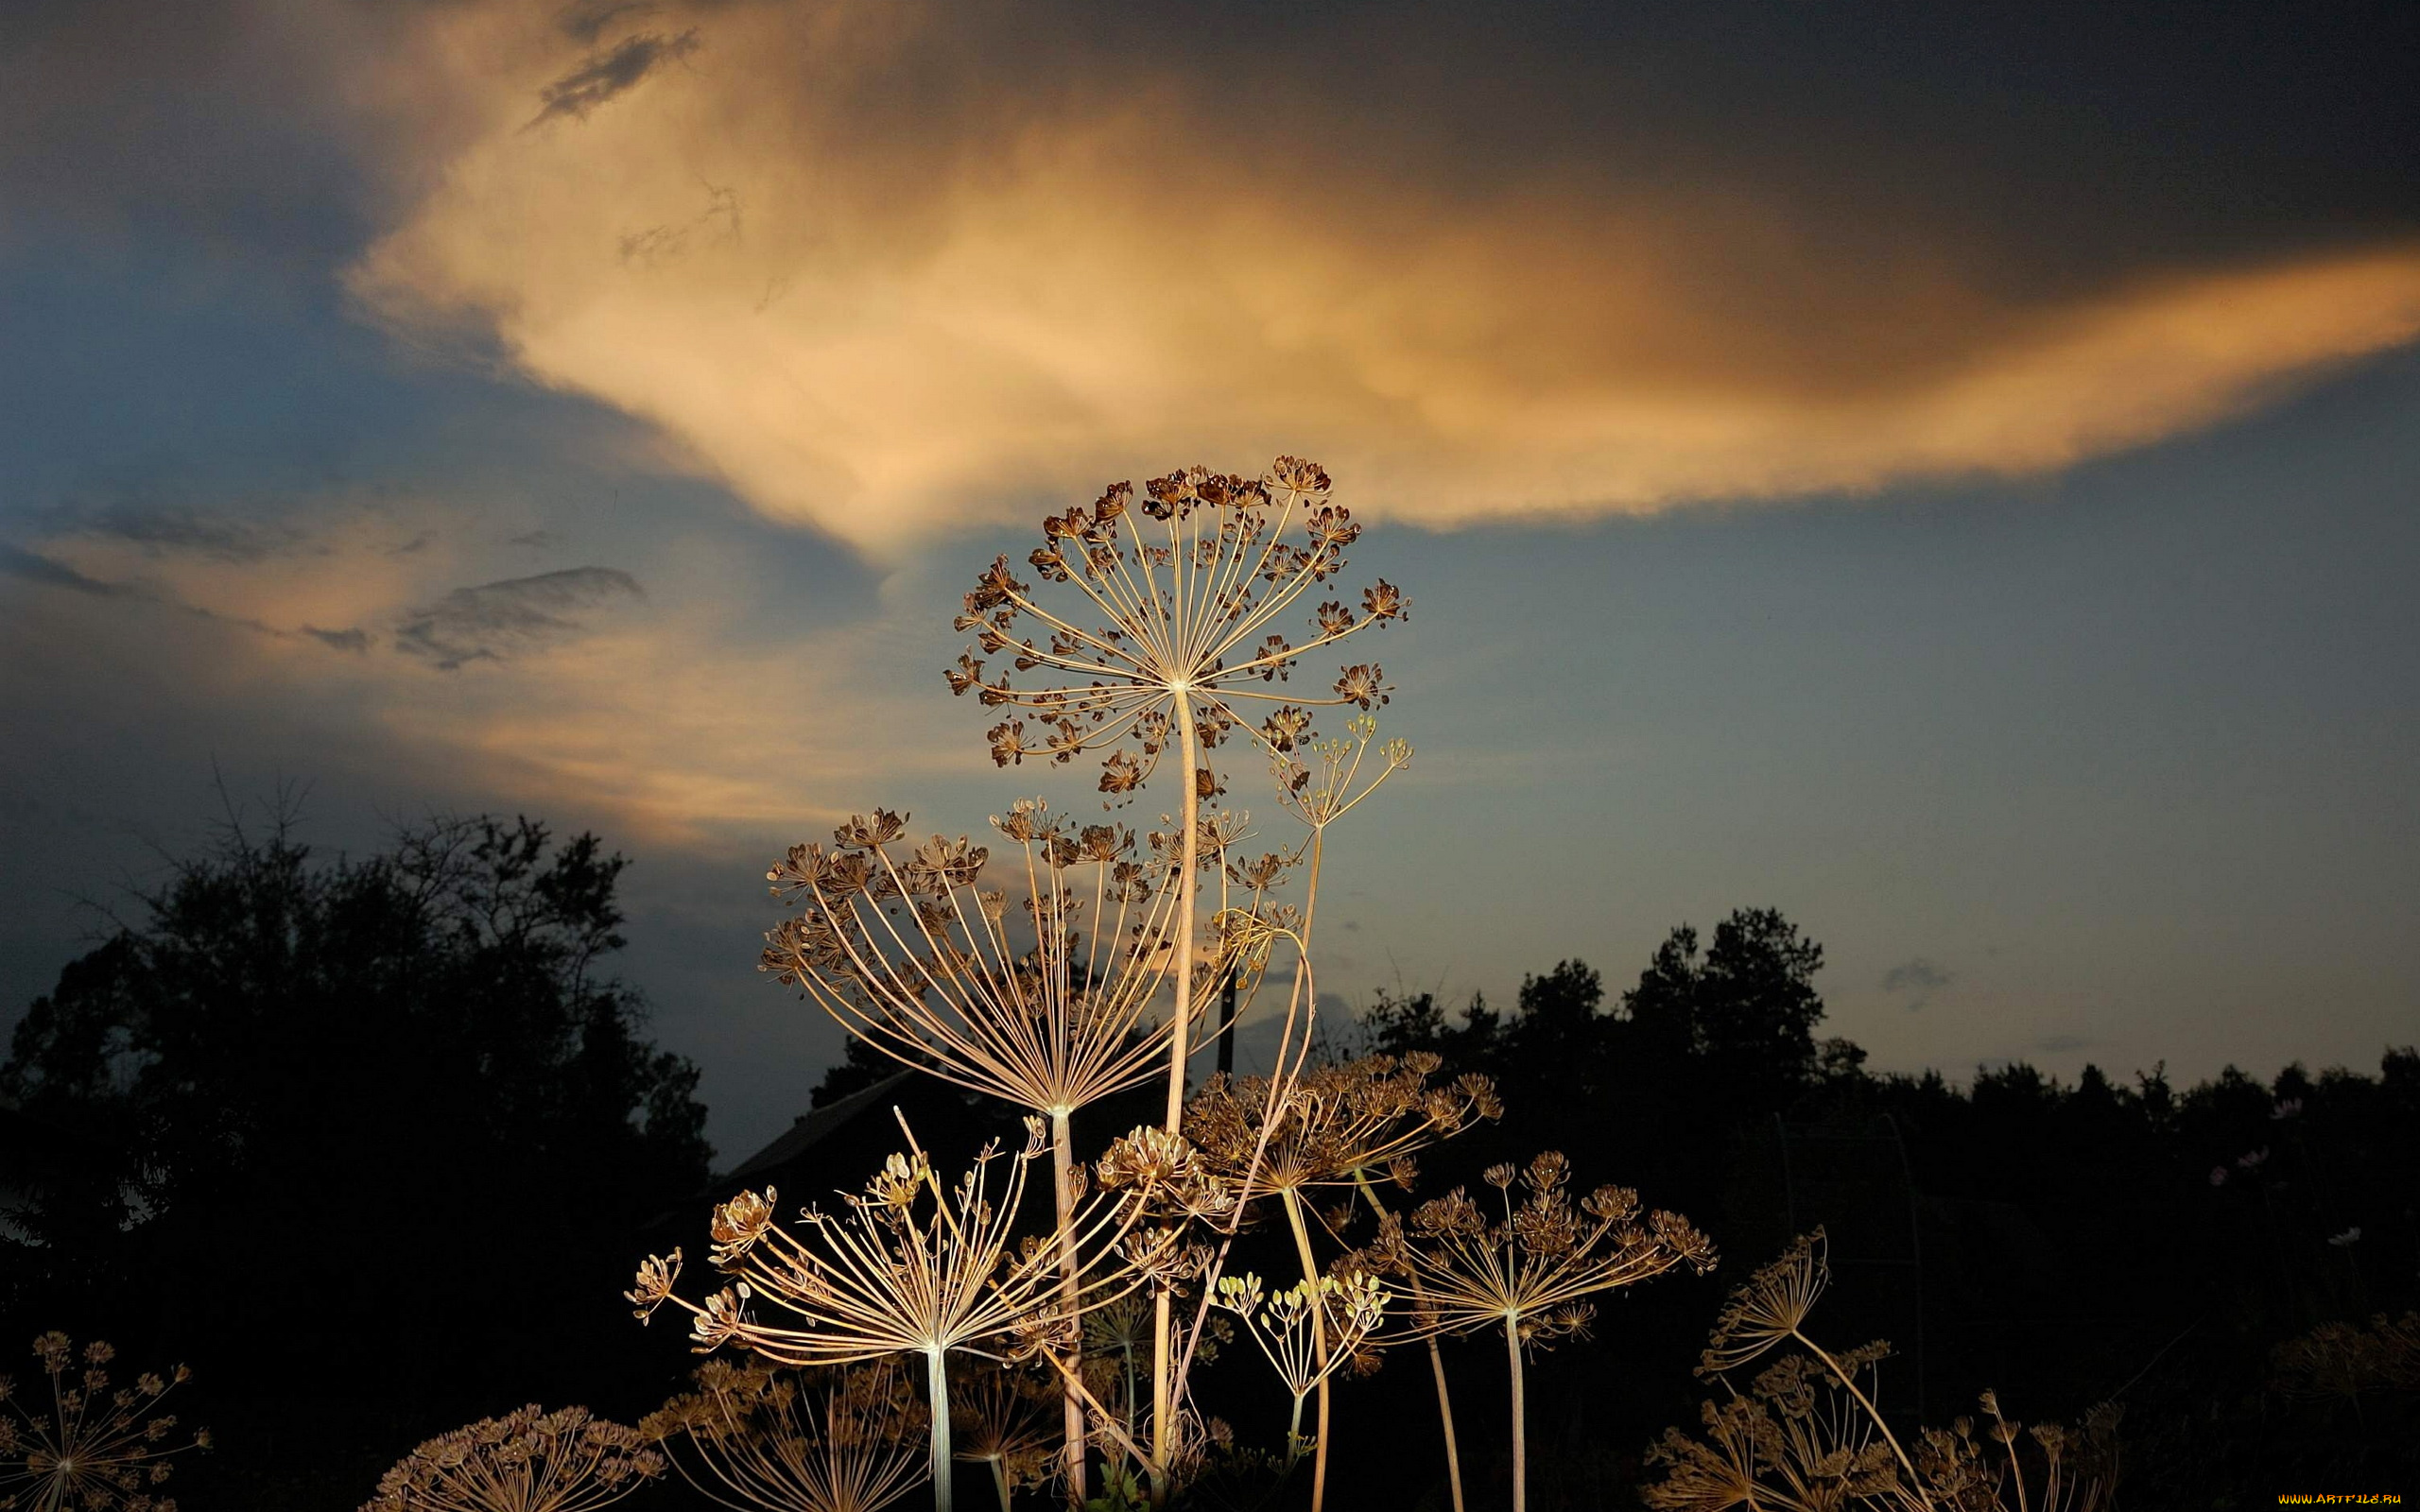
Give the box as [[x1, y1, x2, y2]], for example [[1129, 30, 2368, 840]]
[[5, 0, 2415, 1161]]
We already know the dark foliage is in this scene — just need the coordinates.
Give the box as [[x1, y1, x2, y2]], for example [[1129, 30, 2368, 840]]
[[0, 804, 712, 1500], [1347, 909, 2420, 1508]]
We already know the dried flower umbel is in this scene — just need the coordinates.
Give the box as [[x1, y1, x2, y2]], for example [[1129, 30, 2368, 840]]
[[2272, 1310, 2420, 1405], [947, 1364, 1058, 1510], [361, 1405, 662, 1512], [631, 1115, 1169, 1512], [945, 456, 1409, 1490], [1186, 1053, 1499, 1509], [643, 1359, 927, 1512], [1646, 1233, 2122, 1512], [1213, 1272, 1391, 1469], [1373, 1153, 1716, 1512], [762, 799, 1198, 1496], [0, 1332, 210, 1512]]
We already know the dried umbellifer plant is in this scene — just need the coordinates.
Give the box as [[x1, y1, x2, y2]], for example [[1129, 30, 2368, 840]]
[[1211, 1271, 1391, 1470], [643, 1358, 927, 1512], [942, 456, 1409, 1488], [2272, 1310, 2420, 1406], [362, 1405, 662, 1512], [1372, 1153, 1717, 1512], [1645, 1232, 2122, 1512], [947, 1363, 1058, 1510], [629, 1115, 1174, 1512], [1185, 1052, 1499, 1510], [760, 798, 1197, 1496], [0, 1332, 211, 1512]]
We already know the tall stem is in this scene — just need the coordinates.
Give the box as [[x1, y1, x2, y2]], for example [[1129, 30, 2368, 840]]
[[1353, 1173, 1465, 1512], [1166, 690, 1201, 1129], [1281, 1189, 1334, 1512], [1148, 692, 1201, 1495], [1794, 1331, 1933, 1510], [928, 1347, 956, 1512], [1050, 1110, 1087, 1505], [1429, 1335, 1467, 1512], [1215, 968, 1238, 1078], [992, 1457, 1013, 1511], [1505, 1323, 1527, 1512]]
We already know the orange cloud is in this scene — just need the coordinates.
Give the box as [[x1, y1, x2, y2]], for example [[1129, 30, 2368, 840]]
[[347, 1, 2420, 553], [16, 501, 949, 847]]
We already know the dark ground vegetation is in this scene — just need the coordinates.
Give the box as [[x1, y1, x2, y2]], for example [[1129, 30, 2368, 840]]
[[4, 817, 2411, 1507]]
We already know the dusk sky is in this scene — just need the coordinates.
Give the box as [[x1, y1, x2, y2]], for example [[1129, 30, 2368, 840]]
[[5, 0, 2416, 1164]]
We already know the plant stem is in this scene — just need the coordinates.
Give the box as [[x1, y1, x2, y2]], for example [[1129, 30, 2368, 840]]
[[928, 1347, 956, 1512], [1505, 1322, 1527, 1512], [1794, 1331, 1932, 1510], [1353, 1172, 1465, 1512], [1428, 1336, 1468, 1512], [993, 1456, 1013, 1511], [1281, 1188, 1334, 1512], [1051, 1109, 1087, 1505], [1148, 692, 1202, 1498]]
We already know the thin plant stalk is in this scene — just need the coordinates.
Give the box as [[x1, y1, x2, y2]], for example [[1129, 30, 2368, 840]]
[[1147, 695, 1201, 1493], [1355, 1172, 1466, 1512], [925, 1347, 956, 1512], [1279, 1187, 1334, 1512], [1505, 1326, 1528, 1512], [1051, 1109, 1087, 1504], [1796, 1330, 1928, 1503]]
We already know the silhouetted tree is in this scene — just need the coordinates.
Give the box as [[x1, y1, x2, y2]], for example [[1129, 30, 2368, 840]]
[[0, 804, 710, 1408]]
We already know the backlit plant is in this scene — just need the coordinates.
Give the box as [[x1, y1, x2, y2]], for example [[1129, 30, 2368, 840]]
[[1372, 1152, 1718, 1512], [638, 458, 1715, 1509], [630, 1117, 1172, 1511], [643, 1359, 927, 1512], [0, 1332, 209, 1512], [361, 1405, 661, 1512], [944, 458, 1409, 1487], [1645, 1232, 2122, 1512]]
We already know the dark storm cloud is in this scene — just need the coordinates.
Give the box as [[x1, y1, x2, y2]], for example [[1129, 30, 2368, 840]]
[[393, 566, 645, 669], [528, 27, 701, 127]]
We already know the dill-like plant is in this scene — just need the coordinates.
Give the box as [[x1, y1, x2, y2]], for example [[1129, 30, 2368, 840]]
[[643, 1359, 926, 1512], [1212, 1272, 1391, 1469], [0, 1333, 210, 1512], [629, 1116, 1171, 1512], [1646, 1232, 2122, 1512], [361, 1405, 662, 1512], [942, 456, 1409, 1489], [1374, 1153, 1717, 1512], [1185, 1053, 1500, 1509]]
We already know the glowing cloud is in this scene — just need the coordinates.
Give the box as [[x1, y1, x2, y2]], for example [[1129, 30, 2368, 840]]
[[350, 0, 2420, 553]]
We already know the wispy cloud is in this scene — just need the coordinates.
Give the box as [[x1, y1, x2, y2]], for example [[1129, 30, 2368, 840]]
[[527, 26, 700, 127], [1882, 956, 1953, 1012], [393, 565, 645, 668], [1, 542, 135, 596], [72, 505, 310, 563]]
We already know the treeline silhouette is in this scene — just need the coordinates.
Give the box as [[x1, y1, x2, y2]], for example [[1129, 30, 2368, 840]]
[[3, 815, 2412, 1505], [1343, 915, 2420, 1505], [0, 806, 712, 1503]]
